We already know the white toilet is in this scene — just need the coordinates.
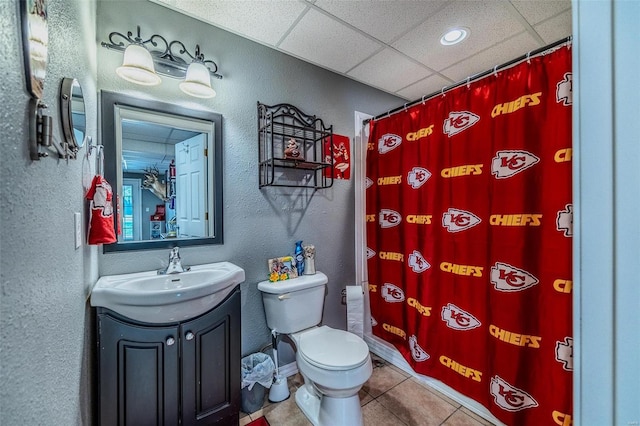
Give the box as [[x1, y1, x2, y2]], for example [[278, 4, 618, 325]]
[[258, 272, 372, 426]]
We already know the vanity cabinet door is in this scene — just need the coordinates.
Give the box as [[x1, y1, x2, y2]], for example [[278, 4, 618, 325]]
[[98, 312, 180, 426], [180, 288, 241, 425]]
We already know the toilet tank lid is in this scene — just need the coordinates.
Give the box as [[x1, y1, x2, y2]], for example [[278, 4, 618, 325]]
[[257, 272, 328, 294]]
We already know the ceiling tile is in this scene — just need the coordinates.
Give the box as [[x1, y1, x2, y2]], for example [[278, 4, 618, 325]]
[[347, 48, 432, 93], [394, 73, 454, 101], [534, 10, 572, 44], [279, 8, 382, 73], [314, 0, 448, 43], [439, 32, 540, 83], [152, 0, 308, 46], [510, 0, 571, 25], [392, 0, 527, 72], [155, 0, 573, 102]]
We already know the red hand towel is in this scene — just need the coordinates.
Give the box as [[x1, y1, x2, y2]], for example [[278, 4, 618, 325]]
[[86, 175, 117, 245]]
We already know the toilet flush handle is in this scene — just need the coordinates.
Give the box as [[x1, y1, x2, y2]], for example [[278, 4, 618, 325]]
[[278, 293, 291, 300]]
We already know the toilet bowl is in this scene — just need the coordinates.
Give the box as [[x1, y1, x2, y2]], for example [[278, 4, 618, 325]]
[[292, 326, 372, 426], [257, 273, 373, 426]]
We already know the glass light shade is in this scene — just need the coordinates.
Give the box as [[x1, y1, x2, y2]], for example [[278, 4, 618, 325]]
[[116, 44, 161, 86], [179, 62, 216, 99]]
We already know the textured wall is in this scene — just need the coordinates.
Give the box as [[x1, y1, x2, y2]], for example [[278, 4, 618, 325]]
[[96, 0, 402, 361], [0, 0, 401, 423], [0, 0, 98, 424]]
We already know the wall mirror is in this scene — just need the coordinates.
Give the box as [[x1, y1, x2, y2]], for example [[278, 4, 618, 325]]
[[60, 78, 87, 154], [101, 91, 223, 252]]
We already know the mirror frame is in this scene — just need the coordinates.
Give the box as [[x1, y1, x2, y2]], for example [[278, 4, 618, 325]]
[[60, 77, 87, 154], [100, 91, 223, 252]]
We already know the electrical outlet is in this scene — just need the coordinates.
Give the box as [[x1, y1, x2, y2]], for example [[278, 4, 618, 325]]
[[74, 212, 82, 249]]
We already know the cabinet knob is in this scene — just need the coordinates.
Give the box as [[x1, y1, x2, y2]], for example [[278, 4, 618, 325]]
[[166, 337, 176, 346], [185, 331, 194, 341]]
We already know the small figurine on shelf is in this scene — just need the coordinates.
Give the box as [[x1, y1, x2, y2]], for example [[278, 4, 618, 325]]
[[284, 138, 303, 160]]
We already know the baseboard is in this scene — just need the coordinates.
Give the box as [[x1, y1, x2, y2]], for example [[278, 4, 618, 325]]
[[278, 361, 298, 379], [364, 334, 504, 426]]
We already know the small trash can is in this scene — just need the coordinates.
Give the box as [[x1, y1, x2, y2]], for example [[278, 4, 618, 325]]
[[241, 353, 275, 413]]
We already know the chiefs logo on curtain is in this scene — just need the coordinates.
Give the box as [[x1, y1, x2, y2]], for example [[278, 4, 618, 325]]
[[366, 44, 572, 425]]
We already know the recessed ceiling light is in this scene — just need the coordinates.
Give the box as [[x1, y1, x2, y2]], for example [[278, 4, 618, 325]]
[[440, 27, 469, 46]]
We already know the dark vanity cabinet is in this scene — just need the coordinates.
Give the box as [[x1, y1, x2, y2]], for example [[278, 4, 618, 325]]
[[96, 286, 241, 425]]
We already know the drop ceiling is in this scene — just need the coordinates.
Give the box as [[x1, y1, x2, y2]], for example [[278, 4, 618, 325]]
[[121, 121, 199, 174], [151, 0, 572, 102]]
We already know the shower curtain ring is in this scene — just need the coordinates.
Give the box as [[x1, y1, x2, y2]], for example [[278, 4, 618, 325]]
[[422, 95, 427, 105], [526, 51, 531, 64], [404, 103, 409, 112], [441, 87, 446, 97], [466, 77, 471, 89], [493, 65, 499, 77]]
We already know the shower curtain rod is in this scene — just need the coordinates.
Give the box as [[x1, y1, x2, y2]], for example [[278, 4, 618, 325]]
[[366, 36, 572, 123]]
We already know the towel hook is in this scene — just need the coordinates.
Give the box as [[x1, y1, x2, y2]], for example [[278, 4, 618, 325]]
[[87, 142, 99, 157], [87, 143, 104, 176], [96, 145, 104, 176]]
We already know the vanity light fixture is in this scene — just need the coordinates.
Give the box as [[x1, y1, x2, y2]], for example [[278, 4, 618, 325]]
[[179, 47, 217, 99], [116, 43, 161, 86], [101, 26, 222, 97], [440, 27, 469, 46]]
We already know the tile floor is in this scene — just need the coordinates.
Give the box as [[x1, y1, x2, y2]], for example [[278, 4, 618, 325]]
[[239, 354, 496, 426]]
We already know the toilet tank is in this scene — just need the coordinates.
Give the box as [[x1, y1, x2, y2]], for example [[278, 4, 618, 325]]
[[257, 272, 328, 334]]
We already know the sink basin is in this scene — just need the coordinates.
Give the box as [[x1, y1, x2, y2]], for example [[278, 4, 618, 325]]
[[91, 262, 245, 323]]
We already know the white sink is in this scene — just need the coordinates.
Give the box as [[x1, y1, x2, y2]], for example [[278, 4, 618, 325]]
[[91, 262, 245, 323]]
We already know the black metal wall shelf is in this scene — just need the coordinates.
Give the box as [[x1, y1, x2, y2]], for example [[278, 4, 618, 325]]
[[258, 102, 334, 189]]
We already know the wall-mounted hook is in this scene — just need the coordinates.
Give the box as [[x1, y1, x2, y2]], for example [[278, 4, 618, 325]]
[[87, 140, 101, 157]]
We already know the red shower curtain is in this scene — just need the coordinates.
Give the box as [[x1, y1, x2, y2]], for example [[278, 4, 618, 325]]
[[366, 45, 572, 426]]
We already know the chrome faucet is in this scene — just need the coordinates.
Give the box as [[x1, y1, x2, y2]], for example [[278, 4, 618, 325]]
[[159, 247, 190, 274]]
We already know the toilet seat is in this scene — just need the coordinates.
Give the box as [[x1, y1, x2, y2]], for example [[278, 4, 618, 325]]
[[297, 326, 370, 371]]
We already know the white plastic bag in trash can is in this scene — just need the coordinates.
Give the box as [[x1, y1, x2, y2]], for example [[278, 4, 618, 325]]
[[241, 353, 275, 390]]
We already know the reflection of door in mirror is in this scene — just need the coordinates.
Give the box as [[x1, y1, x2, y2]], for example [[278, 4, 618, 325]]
[[115, 106, 214, 244], [175, 135, 207, 238]]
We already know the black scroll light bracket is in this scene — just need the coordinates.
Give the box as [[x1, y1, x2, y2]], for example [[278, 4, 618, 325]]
[[100, 26, 223, 81], [29, 98, 76, 161]]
